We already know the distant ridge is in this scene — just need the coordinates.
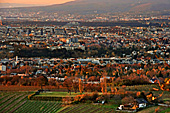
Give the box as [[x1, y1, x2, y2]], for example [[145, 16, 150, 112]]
[[1, 0, 170, 14], [0, 3, 47, 8]]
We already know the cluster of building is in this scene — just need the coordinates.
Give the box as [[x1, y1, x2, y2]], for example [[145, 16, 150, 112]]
[[0, 53, 169, 79], [0, 23, 170, 58], [0, 19, 170, 81], [1, 9, 170, 22], [117, 92, 158, 112]]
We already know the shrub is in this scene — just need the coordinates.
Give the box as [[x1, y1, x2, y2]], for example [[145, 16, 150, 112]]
[[28, 90, 40, 100], [121, 96, 135, 104], [91, 92, 99, 101], [28, 93, 35, 100]]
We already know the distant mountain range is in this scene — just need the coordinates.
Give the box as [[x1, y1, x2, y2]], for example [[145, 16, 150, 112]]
[[0, 3, 47, 8], [1, 0, 170, 14]]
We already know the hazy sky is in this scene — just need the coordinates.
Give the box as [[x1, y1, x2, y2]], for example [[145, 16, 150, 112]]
[[0, 0, 74, 5]]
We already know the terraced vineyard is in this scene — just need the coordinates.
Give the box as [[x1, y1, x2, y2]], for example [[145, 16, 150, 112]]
[[57, 104, 116, 113], [15, 101, 62, 113], [0, 92, 62, 113], [0, 92, 29, 113], [0, 92, 118, 113]]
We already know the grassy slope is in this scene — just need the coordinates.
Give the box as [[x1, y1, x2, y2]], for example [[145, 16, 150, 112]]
[[137, 106, 170, 113], [36, 92, 103, 97], [159, 107, 170, 113], [36, 92, 81, 97]]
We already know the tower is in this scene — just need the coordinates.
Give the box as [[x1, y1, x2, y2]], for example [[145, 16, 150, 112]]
[[16, 56, 18, 62], [0, 16, 2, 25]]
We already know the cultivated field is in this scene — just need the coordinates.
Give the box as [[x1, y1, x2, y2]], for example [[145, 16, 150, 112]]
[[36, 92, 82, 97], [0, 92, 62, 113], [57, 104, 116, 113], [0, 84, 169, 113], [36, 91, 103, 97], [15, 101, 62, 113], [0, 92, 30, 113]]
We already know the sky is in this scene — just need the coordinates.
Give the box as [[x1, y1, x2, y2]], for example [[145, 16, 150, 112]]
[[0, 0, 74, 5]]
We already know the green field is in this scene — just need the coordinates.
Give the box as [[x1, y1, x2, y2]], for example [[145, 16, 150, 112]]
[[36, 92, 82, 97], [137, 106, 170, 113], [159, 107, 170, 113], [163, 98, 170, 101], [36, 92, 103, 97], [57, 104, 116, 113]]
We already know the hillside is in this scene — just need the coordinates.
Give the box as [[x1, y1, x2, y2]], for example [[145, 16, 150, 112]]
[[1, 0, 170, 14]]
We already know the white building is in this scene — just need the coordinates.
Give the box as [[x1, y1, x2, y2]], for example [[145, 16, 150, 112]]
[[0, 65, 6, 71]]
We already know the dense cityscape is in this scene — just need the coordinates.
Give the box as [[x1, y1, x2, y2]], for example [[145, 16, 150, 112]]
[[0, 0, 170, 112]]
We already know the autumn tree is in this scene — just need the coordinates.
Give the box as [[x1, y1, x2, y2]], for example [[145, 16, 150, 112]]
[[101, 82, 104, 93], [79, 78, 83, 94], [88, 76, 96, 81], [6, 81, 12, 86], [63, 78, 73, 95], [1, 76, 12, 85], [72, 77, 79, 93], [121, 96, 135, 104], [44, 68, 49, 74], [0, 78, 3, 85], [36, 76, 48, 89], [48, 78, 59, 88], [101, 77, 107, 94], [19, 78, 31, 86], [19, 65, 32, 74], [11, 75, 20, 85], [84, 83, 93, 92]]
